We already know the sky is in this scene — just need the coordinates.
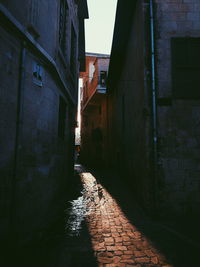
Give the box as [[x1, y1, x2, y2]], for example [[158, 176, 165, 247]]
[[85, 0, 118, 55]]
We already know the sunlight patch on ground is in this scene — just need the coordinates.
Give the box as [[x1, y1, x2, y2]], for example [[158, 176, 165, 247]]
[[66, 168, 173, 266]]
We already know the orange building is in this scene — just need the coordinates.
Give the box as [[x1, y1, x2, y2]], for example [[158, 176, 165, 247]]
[[80, 53, 110, 168]]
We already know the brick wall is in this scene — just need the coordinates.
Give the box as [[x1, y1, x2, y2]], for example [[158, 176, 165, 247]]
[[80, 55, 110, 168]]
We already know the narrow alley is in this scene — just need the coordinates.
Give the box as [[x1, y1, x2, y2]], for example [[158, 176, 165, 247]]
[[2, 164, 199, 267], [61, 165, 199, 267], [1, 0, 200, 266]]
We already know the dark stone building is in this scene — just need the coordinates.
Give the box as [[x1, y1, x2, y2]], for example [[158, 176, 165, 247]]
[[0, 0, 88, 246], [80, 53, 110, 168], [108, 0, 200, 219]]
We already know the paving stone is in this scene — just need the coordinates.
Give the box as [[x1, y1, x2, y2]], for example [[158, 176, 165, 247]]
[[104, 264, 126, 267], [114, 251, 123, 256], [121, 254, 132, 259], [151, 256, 159, 264], [98, 257, 113, 264], [112, 232, 120, 237], [123, 241, 132, 246], [134, 250, 146, 257], [120, 259, 135, 264], [122, 236, 130, 241], [105, 237, 114, 243], [145, 249, 155, 257], [113, 256, 121, 263], [124, 250, 134, 255], [64, 166, 198, 267], [135, 257, 150, 264], [98, 252, 113, 258], [105, 242, 115, 246], [103, 233, 111, 237], [107, 246, 127, 251]]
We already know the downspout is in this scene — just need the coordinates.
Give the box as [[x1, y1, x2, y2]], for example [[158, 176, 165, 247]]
[[11, 42, 26, 242], [149, 0, 158, 210]]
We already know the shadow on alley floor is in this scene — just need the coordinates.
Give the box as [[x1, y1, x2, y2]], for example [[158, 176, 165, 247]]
[[89, 167, 200, 267], [2, 168, 97, 267], [2, 164, 199, 267]]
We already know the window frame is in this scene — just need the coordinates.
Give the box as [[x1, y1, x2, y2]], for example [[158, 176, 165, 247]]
[[171, 37, 200, 99]]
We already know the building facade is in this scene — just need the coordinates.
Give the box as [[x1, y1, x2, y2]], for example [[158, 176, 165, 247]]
[[80, 53, 110, 168], [0, 0, 88, 246], [108, 0, 200, 218]]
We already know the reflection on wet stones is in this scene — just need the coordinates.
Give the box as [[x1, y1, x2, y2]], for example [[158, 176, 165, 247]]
[[65, 169, 105, 237], [67, 166, 174, 267], [66, 193, 87, 236]]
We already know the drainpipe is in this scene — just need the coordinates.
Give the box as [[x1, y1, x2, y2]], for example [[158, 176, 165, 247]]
[[11, 42, 26, 243], [149, 0, 158, 210]]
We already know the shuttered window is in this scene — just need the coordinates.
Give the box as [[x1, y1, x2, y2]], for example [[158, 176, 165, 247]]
[[171, 38, 200, 99], [100, 71, 107, 87], [59, 0, 68, 55], [70, 24, 77, 76]]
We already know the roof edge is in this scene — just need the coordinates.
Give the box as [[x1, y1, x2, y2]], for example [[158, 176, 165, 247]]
[[107, 0, 137, 90]]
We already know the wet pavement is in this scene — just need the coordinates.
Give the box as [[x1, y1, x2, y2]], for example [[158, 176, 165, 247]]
[[4, 164, 199, 267], [62, 164, 199, 267]]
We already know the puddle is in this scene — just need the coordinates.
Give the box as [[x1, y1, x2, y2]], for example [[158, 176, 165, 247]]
[[65, 189, 87, 237], [65, 167, 100, 237]]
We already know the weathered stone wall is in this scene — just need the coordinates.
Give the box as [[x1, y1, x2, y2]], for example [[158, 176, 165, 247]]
[[0, 27, 21, 240], [108, 0, 200, 218], [14, 51, 74, 244], [108, 0, 154, 210], [1, 0, 79, 61], [0, 0, 82, 245], [155, 0, 200, 216]]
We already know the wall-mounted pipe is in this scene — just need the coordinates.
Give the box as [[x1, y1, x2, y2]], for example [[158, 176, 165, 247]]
[[149, 0, 158, 209], [11, 42, 26, 243]]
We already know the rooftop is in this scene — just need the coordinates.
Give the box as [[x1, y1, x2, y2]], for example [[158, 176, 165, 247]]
[[86, 52, 110, 58]]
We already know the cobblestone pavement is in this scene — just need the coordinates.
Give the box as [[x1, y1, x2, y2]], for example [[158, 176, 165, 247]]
[[5, 165, 198, 267], [69, 166, 171, 266], [63, 165, 199, 267]]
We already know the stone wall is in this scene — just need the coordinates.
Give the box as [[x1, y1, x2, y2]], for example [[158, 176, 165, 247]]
[[0, 0, 84, 245], [108, 0, 200, 218], [108, 0, 154, 210], [155, 0, 200, 216], [0, 27, 21, 240]]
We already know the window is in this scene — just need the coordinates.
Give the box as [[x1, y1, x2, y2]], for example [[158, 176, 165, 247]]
[[171, 38, 200, 99], [59, 0, 68, 54], [28, 0, 39, 37], [33, 62, 43, 87], [28, 0, 39, 26], [89, 63, 95, 82], [100, 71, 107, 87], [58, 96, 67, 139], [70, 24, 77, 76]]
